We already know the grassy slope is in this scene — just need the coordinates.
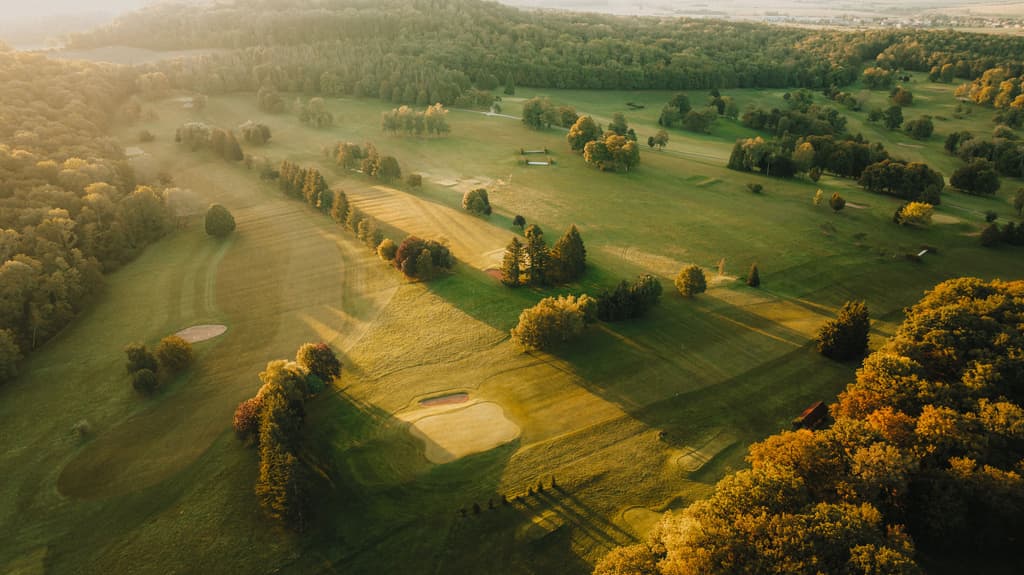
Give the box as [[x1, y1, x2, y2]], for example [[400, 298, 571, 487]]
[[1, 74, 1022, 574]]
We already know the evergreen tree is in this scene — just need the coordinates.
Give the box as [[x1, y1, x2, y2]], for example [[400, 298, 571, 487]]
[[500, 237, 524, 287], [224, 130, 244, 161], [330, 189, 349, 223], [747, 263, 760, 287], [504, 72, 515, 95], [817, 300, 870, 360], [524, 224, 548, 286], [513, 214, 526, 230], [549, 224, 586, 283]]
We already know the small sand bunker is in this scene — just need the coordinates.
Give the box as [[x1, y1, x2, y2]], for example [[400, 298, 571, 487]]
[[404, 401, 520, 464], [845, 202, 869, 209], [419, 392, 469, 407], [623, 506, 662, 536], [174, 324, 227, 343], [676, 430, 736, 473]]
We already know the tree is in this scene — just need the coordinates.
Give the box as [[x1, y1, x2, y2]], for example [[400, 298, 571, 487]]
[[512, 214, 526, 230], [510, 294, 596, 350], [981, 223, 1002, 246], [205, 203, 236, 237], [406, 173, 422, 188], [131, 368, 158, 394], [549, 225, 586, 283], [597, 274, 662, 321], [524, 224, 549, 286], [240, 121, 271, 145], [674, 265, 707, 297], [503, 72, 515, 95], [500, 237, 524, 287], [156, 335, 193, 373], [747, 263, 760, 287], [896, 202, 933, 226], [567, 115, 602, 152], [813, 189, 824, 206], [0, 329, 22, 384], [462, 188, 492, 215], [234, 396, 263, 441], [904, 116, 934, 140], [829, 191, 846, 213], [817, 300, 870, 360], [747, 183, 763, 194], [296, 342, 341, 382], [521, 97, 554, 129], [377, 238, 397, 261], [890, 86, 913, 106], [652, 129, 669, 150], [883, 106, 904, 130], [951, 159, 1001, 196], [608, 112, 629, 136], [124, 343, 158, 374], [377, 156, 401, 183], [394, 236, 453, 279], [1015, 188, 1024, 216], [593, 544, 658, 575]]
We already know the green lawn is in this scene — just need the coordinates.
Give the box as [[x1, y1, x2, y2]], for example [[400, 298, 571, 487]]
[[1, 79, 1022, 574]]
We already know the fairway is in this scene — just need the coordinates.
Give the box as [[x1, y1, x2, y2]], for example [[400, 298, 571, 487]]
[[2, 70, 1023, 575]]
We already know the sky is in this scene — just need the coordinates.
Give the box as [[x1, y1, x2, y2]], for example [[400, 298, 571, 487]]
[[0, 0, 155, 20]]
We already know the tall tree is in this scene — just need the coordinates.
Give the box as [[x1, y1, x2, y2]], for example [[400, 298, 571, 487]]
[[524, 224, 548, 286], [747, 263, 760, 287], [817, 300, 870, 360], [567, 115, 602, 152], [500, 237, 524, 287], [549, 224, 586, 283]]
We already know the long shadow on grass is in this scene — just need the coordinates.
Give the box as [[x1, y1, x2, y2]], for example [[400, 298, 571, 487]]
[[298, 387, 600, 574]]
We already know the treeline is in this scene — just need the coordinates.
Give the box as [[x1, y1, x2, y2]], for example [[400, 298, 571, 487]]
[[0, 51, 172, 383], [272, 159, 452, 280], [596, 277, 1024, 574], [234, 343, 342, 530], [954, 67, 1024, 109], [381, 104, 450, 136], [945, 130, 1024, 179]]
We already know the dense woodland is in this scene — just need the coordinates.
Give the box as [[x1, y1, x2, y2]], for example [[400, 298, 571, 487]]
[[0, 49, 170, 383], [68, 1, 1024, 103]]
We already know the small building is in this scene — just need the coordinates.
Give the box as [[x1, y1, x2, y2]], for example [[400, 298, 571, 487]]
[[792, 401, 828, 430]]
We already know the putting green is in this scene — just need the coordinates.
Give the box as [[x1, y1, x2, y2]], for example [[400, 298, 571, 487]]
[[402, 401, 520, 464]]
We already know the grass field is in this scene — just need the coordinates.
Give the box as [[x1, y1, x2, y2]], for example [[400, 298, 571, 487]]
[[1, 74, 1022, 574]]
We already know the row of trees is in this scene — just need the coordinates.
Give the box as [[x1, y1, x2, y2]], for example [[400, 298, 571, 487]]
[[500, 225, 586, 287], [381, 103, 450, 136], [234, 343, 341, 530], [598, 277, 1024, 574]]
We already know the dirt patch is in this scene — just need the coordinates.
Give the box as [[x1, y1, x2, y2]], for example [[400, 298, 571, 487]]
[[174, 324, 227, 343], [676, 430, 737, 473], [419, 392, 469, 407], [403, 401, 520, 464], [484, 268, 503, 281]]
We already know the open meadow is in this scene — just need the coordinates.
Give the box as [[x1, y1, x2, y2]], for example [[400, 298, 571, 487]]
[[1, 74, 1022, 574]]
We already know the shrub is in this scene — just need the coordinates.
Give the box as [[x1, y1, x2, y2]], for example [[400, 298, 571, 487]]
[[462, 188, 492, 215], [406, 173, 423, 188], [674, 265, 707, 297], [747, 263, 761, 287], [131, 368, 159, 394], [156, 335, 194, 373], [205, 203, 236, 237], [747, 183, 763, 194], [72, 419, 92, 438]]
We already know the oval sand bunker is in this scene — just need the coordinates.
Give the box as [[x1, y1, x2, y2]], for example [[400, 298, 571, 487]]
[[174, 324, 227, 343], [407, 402, 520, 464]]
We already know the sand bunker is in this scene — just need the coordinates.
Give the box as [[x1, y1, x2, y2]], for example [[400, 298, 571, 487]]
[[404, 401, 520, 464], [676, 430, 736, 473], [419, 392, 469, 407], [174, 324, 227, 343]]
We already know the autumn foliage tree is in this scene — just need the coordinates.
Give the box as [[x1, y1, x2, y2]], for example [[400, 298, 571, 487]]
[[510, 294, 597, 350], [674, 265, 707, 297], [296, 343, 342, 382], [156, 335, 194, 373]]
